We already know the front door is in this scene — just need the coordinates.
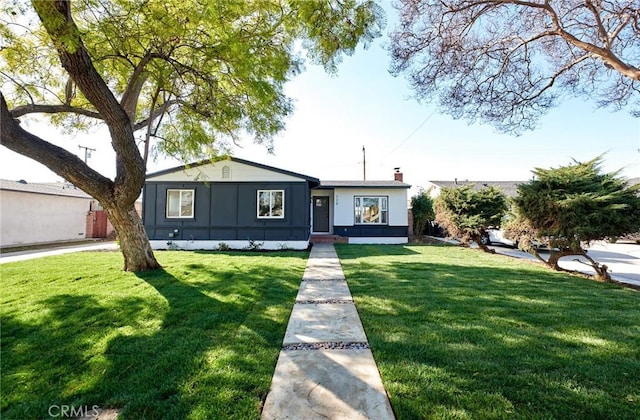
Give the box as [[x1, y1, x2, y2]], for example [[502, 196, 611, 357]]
[[312, 196, 330, 233]]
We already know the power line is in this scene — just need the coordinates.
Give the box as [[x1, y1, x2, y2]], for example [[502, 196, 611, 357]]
[[386, 109, 437, 157]]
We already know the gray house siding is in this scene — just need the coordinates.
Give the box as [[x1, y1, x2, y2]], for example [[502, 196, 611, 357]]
[[143, 181, 312, 242], [333, 225, 408, 238]]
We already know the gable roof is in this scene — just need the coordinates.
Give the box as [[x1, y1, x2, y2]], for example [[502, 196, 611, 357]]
[[318, 180, 411, 189], [146, 157, 320, 186], [427, 180, 523, 197], [0, 179, 92, 199]]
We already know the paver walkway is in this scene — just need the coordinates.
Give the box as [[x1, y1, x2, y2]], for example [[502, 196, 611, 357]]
[[261, 243, 395, 420]]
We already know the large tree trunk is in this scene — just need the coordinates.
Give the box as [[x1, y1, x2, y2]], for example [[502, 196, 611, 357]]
[[104, 204, 161, 272], [1, 94, 161, 272], [535, 247, 611, 281], [1, 3, 163, 272]]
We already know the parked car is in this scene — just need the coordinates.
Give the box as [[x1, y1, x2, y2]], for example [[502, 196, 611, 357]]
[[480, 228, 518, 247], [481, 227, 549, 249]]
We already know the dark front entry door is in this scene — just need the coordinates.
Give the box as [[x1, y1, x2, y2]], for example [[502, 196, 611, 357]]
[[313, 196, 330, 233]]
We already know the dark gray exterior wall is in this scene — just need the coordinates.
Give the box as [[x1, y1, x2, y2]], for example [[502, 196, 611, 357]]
[[333, 225, 408, 237], [143, 181, 312, 242]]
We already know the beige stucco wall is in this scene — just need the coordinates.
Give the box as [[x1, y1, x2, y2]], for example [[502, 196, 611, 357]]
[[0, 190, 91, 247]]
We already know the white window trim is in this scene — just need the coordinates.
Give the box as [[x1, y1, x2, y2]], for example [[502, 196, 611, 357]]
[[354, 196, 388, 225], [257, 190, 285, 219], [166, 189, 195, 219]]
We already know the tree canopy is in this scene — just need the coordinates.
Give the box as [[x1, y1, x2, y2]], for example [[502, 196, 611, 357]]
[[506, 156, 640, 280], [434, 185, 507, 252], [0, 0, 385, 271], [390, 0, 640, 134]]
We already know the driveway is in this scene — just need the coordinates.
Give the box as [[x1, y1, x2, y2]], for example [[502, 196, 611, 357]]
[[0, 241, 119, 264]]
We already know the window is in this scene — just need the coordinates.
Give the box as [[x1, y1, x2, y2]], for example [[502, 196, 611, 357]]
[[222, 165, 231, 179], [258, 190, 284, 218], [355, 196, 388, 224], [166, 189, 194, 218]]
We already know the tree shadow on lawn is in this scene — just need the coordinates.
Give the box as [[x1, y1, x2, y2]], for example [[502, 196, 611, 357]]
[[2, 266, 299, 419], [334, 244, 423, 260], [345, 261, 640, 419]]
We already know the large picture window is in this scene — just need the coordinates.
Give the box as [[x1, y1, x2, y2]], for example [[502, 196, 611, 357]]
[[355, 196, 388, 224], [258, 190, 284, 219], [166, 189, 194, 218]]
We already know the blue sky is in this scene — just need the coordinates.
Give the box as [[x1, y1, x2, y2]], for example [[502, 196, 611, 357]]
[[1, 4, 639, 191]]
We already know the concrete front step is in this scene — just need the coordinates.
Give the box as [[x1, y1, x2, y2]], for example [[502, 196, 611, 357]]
[[310, 235, 349, 244]]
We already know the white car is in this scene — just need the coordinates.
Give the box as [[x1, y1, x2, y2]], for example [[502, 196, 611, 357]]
[[480, 228, 518, 247]]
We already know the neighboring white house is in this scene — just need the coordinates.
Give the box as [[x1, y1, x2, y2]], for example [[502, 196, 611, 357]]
[[0, 179, 94, 248]]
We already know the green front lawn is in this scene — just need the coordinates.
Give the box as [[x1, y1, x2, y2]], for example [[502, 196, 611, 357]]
[[336, 244, 640, 419], [1, 250, 306, 419]]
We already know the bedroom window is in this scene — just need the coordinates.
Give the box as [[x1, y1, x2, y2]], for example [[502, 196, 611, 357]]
[[258, 190, 284, 218], [354, 196, 388, 224], [166, 189, 194, 218]]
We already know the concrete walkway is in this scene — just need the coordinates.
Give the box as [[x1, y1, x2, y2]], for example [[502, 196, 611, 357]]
[[262, 243, 395, 420]]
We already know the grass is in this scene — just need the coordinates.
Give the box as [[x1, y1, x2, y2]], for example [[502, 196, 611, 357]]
[[1, 250, 307, 419], [335, 243, 640, 419]]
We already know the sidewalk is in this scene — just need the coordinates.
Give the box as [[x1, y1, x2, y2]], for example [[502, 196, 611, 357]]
[[261, 243, 395, 420], [431, 236, 640, 288]]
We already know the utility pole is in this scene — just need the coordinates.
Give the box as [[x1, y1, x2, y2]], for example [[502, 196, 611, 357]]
[[78, 145, 96, 163], [362, 145, 366, 180]]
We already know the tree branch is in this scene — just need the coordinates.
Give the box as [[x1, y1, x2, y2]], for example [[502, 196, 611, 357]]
[[1, 92, 114, 202], [120, 52, 155, 121], [132, 98, 179, 131], [11, 103, 103, 119], [31, 0, 144, 204]]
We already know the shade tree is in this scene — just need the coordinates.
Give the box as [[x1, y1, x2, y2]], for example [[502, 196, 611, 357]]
[[390, 0, 639, 134], [0, 0, 385, 271]]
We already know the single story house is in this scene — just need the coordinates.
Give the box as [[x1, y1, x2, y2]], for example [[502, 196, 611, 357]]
[[142, 158, 411, 250], [1, 179, 97, 248]]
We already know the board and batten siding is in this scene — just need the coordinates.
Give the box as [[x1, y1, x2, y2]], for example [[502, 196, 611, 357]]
[[143, 181, 311, 243], [143, 159, 316, 250]]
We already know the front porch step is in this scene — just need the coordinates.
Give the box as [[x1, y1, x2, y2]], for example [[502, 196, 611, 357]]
[[310, 235, 348, 244]]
